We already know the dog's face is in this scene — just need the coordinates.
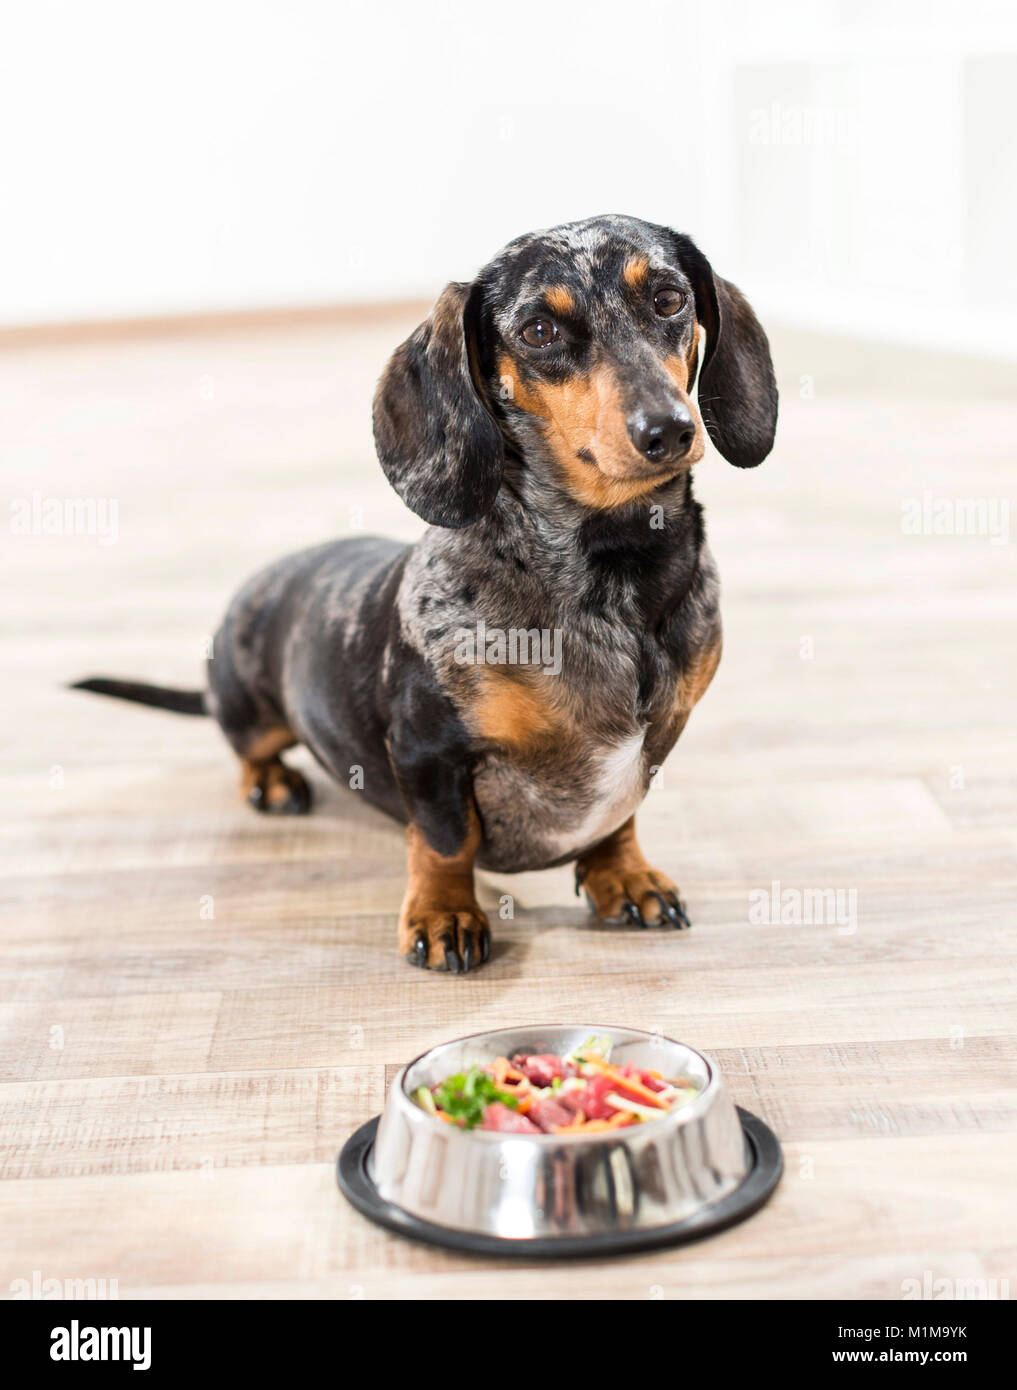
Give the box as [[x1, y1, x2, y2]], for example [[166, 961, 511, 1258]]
[[481, 218, 707, 510], [374, 215, 777, 528]]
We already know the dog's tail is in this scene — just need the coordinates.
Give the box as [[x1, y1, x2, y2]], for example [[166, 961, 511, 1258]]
[[69, 677, 207, 716]]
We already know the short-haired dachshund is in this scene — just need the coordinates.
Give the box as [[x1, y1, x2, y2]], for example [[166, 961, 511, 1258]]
[[74, 214, 778, 974]]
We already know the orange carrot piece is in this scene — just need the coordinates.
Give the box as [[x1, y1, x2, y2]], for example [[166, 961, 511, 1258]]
[[491, 1058, 528, 1092], [550, 1111, 587, 1132], [608, 1111, 638, 1127], [561, 1112, 637, 1134], [600, 1066, 668, 1108]]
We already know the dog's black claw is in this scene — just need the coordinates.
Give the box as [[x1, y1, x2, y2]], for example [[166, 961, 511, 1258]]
[[480, 925, 491, 963], [412, 935, 428, 968], [574, 864, 587, 897], [663, 894, 691, 930], [461, 935, 475, 973], [624, 900, 646, 928], [651, 892, 689, 930], [442, 933, 463, 974]]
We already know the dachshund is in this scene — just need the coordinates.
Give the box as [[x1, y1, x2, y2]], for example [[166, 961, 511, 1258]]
[[73, 215, 778, 974]]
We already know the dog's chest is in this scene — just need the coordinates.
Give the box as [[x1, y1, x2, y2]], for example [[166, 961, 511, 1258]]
[[469, 654, 671, 874], [546, 726, 649, 852]]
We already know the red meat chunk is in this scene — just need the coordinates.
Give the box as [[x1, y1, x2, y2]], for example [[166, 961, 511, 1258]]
[[526, 1098, 576, 1132], [581, 1074, 619, 1121], [557, 1087, 589, 1115], [620, 1062, 668, 1093], [480, 1102, 540, 1134], [511, 1053, 566, 1087]]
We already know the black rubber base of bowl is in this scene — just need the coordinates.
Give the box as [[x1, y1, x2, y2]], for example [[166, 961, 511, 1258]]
[[336, 1106, 782, 1260]]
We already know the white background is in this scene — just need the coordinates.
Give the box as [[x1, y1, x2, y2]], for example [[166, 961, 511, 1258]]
[[3, 0, 1016, 355]]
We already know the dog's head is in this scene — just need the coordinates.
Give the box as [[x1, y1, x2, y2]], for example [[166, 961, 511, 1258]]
[[373, 215, 777, 526]]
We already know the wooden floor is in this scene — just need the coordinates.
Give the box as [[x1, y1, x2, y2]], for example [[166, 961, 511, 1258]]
[[2, 311, 1015, 1300]]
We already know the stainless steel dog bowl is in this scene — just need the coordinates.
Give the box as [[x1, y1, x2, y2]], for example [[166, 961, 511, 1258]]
[[338, 1025, 782, 1257]]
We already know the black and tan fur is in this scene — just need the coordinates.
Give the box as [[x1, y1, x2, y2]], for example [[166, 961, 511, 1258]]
[[73, 215, 777, 973]]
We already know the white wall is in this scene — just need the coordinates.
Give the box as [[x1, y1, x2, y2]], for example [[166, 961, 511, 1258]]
[[2, 0, 1016, 356]]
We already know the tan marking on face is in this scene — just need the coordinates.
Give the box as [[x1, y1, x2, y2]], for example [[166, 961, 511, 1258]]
[[661, 353, 707, 465], [498, 353, 671, 508], [544, 285, 575, 316], [686, 322, 701, 388], [663, 353, 690, 391], [622, 255, 650, 289]]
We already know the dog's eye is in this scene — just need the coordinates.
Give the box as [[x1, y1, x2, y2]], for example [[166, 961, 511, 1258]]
[[653, 286, 686, 317], [520, 318, 560, 348]]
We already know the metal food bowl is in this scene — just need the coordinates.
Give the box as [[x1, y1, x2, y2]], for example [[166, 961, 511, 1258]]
[[338, 1025, 782, 1258]]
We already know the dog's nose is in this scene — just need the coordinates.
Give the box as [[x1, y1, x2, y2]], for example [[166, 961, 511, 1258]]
[[627, 407, 696, 465]]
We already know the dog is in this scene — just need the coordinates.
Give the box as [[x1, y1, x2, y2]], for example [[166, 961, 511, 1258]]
[[74, 214, 777, 974]]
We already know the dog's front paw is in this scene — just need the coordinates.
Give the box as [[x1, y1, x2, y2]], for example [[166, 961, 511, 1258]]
[[399, 902, 491, 973], [575, 861, 690, 930]]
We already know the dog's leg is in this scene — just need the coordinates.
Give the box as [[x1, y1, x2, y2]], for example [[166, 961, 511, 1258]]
[[398, 802, 490, 973], [386, 655, 490, 972], [575, 816, 690, 929], [205, 632, 313, 816], [238, 726, 312, 815]]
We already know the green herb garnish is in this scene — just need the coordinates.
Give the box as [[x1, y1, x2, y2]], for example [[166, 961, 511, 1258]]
[[430, 1066, 519, 1129]]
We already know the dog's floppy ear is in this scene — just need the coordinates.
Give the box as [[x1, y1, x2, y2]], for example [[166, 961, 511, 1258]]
[[672, 234, 778, 468], [373, 281, 504, 527]]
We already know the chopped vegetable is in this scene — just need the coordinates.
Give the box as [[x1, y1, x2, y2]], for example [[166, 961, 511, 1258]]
[[431, 1066, 521, 1129], [413, 1085, 437, 1115], [412, 1040, 699, 1132], [566, 1034, 613, 1065], [605, 1092, 667, 1120], [591, 1064, 670, 1109]]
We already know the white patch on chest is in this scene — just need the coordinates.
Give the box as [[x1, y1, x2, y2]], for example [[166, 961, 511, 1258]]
[[548, 729, 647, 857]]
